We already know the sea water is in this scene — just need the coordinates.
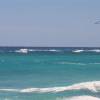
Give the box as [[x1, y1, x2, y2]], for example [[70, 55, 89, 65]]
[[0, 47, 100, 100]]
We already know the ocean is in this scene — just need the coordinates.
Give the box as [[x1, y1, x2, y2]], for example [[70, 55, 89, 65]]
[[0, 47, 100, 100]]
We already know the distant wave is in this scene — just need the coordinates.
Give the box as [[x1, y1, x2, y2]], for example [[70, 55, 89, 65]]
[[15, 49, 28, 53], [88, 49, 100, 52], [14, 49, 100, 53], [0, 81, 100, 93], [14, 49, 61, 53], [13, 49, 100, 54], [72, 50, 84, 53], [1, 48, 100, 54], [57, 96, 100, 100], [28, 49, 60, 52], [73, 49, 100, 53], [59, 62, 86, 65], [59, 62, 100, 65]]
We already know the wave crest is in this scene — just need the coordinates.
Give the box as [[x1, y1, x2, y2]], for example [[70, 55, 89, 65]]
[[15, 49, 28, 53], [72, 50, 84, 53], [14, 49, 60, 53], [0, 81, 100, 93], [57, 96, 100, 100], [73, 49, 100, 53]]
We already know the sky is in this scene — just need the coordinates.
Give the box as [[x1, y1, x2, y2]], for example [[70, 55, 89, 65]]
[[0, 0, 100, 47]]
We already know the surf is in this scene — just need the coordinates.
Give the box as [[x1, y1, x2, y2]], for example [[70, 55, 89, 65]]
[[57, 96, 100, 100], [0, 81, 100, 93]]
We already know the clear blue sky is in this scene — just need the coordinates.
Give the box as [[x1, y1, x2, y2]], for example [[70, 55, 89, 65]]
[[0, 0, 100, 47]]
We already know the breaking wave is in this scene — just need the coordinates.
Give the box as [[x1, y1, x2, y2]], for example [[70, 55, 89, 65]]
[[15, 49, 28, 53], [0, 81, 100, 93], [1, 47, 100, 54], [73, 49, 100, 53], [72, 50, 84, 53], [58, 62, 100, 65], [15, 48, 100, 53], [14, 49, 61, 53], [13, 49, 100, 53], [57, 96, 100, 100]]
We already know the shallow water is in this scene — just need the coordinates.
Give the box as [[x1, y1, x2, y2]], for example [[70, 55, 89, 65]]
[[0, 47, 100, 100]]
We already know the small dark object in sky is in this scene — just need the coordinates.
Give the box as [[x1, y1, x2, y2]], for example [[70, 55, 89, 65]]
[[94, 20, 100, 24]]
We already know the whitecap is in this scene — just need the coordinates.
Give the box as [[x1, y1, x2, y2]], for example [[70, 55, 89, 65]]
[[59, 62, 100, 65], [15, 49, 28, 53], [0, 81, 100, 93], [72, 49, 100, 53], [25, 49, 60, 52], [57, 96, 100, 100], [88, 49, 100, 53], [72, 50, 84, 53]]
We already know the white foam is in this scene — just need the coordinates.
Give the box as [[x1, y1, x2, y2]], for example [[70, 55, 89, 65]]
[[58, 96, 100, 100], [73, 49, 100, 53], [48, 49, 59, 52], [59, 62, 100, 65], [0, 81, 100, 93], [88, 49, 100, 53], [73, 50, 84, 53], [15, 49, 28, 53], [26, 49, 60, 52]]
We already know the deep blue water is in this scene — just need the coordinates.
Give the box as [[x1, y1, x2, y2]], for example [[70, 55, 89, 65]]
[[0, 47, 100, 100]]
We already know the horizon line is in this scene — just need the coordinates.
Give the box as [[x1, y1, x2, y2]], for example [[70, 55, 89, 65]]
[[0, 46, 100, 48]]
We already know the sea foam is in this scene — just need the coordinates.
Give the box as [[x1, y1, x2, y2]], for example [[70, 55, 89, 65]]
[[72, 50, 84, 53], [57, 96, 100, 100], [15, 49, 28, 53], [0, 81, 100, 93], [73, 49, 100, 53], [15, 49, 60, 53]]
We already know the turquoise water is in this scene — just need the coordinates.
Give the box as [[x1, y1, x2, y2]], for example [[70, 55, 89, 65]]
[[0, 47, 100, 100]]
